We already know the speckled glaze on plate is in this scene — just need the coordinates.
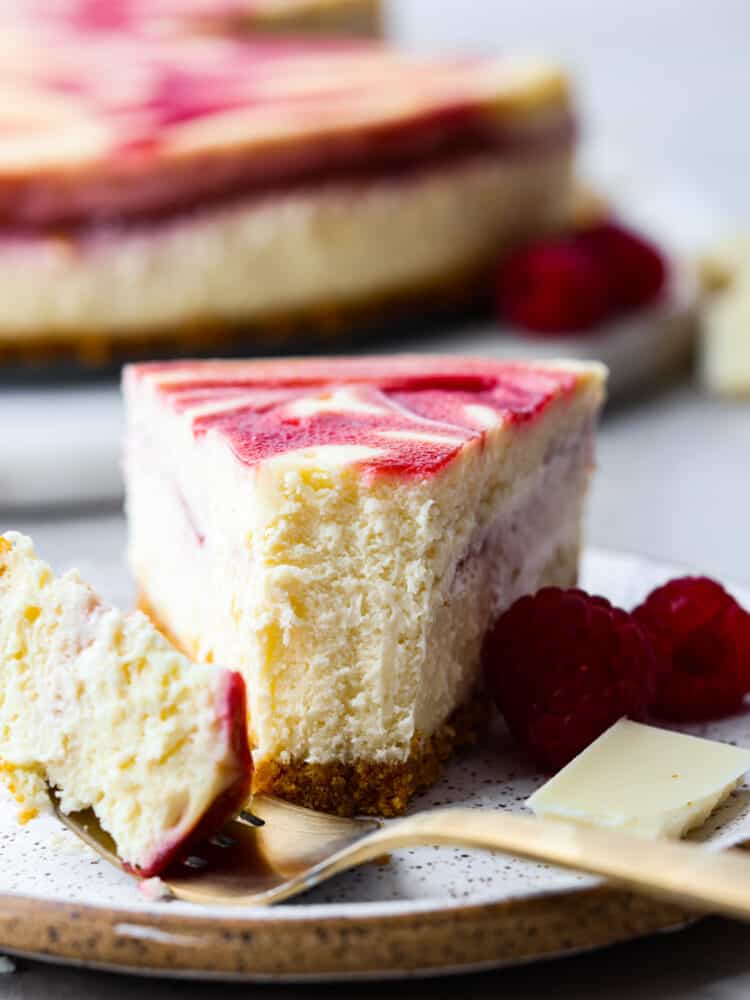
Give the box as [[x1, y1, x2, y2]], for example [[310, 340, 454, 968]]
[[1, 547, 749, 982]]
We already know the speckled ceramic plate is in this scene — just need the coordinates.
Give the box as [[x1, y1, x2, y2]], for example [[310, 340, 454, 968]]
[[1, 547, 749, 982]]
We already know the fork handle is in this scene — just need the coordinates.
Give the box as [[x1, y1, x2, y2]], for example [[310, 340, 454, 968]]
[[332, 808, 750, 923]]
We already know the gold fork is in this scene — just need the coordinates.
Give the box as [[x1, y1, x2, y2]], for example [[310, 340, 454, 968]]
[[51, 793, 750, 920]]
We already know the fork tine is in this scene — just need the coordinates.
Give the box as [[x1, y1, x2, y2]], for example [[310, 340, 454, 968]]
[[210, 833, 237, 848], [183, 856, 209, 870], [239, 810, 266, 827], [49, 786, 383, 906]]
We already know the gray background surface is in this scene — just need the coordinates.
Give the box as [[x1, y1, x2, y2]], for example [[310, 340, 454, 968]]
[[4, 0, 750, 995]]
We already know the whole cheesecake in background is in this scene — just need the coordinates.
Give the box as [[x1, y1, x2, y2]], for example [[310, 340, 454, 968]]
[[0, 14, 575, 364], [124, 355, 605, 815]]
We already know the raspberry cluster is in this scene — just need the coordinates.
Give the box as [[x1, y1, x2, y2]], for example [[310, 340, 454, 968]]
[[483, 577, 750, 771], [634, 577, 750, 722], [495, 220, 667, 335]]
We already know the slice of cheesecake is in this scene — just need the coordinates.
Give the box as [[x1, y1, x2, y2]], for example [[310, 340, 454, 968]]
[[124, 355, 606, 815], [0, 16, 574, 364], [0, 532, 252, 876]]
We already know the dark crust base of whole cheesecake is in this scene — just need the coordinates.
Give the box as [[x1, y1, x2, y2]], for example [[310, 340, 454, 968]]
[[136, 589, 493, 818], [0, 255, 493, 376]]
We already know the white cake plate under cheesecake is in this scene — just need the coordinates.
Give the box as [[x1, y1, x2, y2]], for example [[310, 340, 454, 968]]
[[0, 545, 748, 980]]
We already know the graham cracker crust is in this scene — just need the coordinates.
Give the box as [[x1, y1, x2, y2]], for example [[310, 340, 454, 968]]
[[252, 696, 491, 817], [137, 590, 492, 817]]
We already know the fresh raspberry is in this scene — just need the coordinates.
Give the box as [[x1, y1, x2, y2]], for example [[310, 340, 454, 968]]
[[495, 219, 668, 336], [633, 577, 750, 721], [575, 221, 667, 311], [483, 588, 657, 772], [495, 241, 612, 335]]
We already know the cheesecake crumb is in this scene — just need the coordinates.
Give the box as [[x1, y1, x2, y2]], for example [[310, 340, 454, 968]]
[[47, 830, 97, 858], [139, 877, 174, 902], [0, 761, 48, 824]]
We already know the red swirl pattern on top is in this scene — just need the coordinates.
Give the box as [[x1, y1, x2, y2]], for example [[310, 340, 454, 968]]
[[0, 11, 572, 228], [134, 358, 578, 478]]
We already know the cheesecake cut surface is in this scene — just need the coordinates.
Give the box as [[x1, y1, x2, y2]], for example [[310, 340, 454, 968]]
[[0, 532, 251, 876], [125, 355, 606, 815], [0, 13, 573, 357]]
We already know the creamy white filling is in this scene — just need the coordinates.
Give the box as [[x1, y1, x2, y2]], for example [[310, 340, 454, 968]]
[[125, 374, 599, 766], [413, 429, 590, 736], [0, 152, 570, 337]]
